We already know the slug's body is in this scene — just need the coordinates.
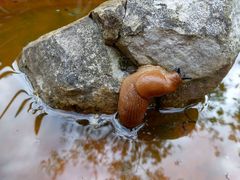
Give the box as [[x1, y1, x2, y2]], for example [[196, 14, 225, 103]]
[[118, 65, 182, 128]]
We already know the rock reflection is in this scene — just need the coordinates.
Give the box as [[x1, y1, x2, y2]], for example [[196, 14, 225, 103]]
[[138, 108, 198, 140]]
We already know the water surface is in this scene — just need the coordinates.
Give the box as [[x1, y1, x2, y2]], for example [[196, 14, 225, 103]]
[[0, 1, 240, 180]]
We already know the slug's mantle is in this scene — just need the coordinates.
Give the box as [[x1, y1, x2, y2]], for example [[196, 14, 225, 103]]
[[18, 0, 240, 114]]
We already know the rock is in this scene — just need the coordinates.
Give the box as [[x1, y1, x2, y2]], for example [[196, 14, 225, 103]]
[[90, 0, 126, 45], [93, 0, 240, 107], [19, 17, 128, 114], [19, 0, 240, 113]]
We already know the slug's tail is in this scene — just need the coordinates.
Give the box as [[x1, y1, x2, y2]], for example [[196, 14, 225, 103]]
[[118, 83, 149, 128]]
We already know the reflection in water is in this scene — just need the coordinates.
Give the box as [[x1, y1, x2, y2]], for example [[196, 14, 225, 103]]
[[34, 112, 48, 135], [138, 108, 198, 140], [15, 97, 31, 117], [0, 70, 19, 79], [39, 120, 174, 180], [0, 1, 240, 180], [0, 89, 28, 119]]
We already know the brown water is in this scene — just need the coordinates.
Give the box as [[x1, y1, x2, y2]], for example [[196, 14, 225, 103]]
[[0, 1, 240, 180]]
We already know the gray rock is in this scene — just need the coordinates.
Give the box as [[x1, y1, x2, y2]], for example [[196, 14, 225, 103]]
[[19, 0, 240, 113], [93, 0, 240, 106], [19, 17, 127, 114], [90, 0, 126, 45]]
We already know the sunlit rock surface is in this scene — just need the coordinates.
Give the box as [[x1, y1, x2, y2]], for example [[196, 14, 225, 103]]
[[19, 0, 240, 113]]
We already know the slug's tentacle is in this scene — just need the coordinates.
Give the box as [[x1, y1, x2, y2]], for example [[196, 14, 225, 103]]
[[118, 65, 182, 128], [174, 67, 192, 80]]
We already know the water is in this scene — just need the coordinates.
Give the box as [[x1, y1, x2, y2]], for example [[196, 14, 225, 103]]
[[0, 1, 240, 180]]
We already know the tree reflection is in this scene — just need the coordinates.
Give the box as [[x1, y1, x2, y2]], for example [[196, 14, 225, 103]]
[[40, 107, 198, 180], [41, 151, 66, 180]]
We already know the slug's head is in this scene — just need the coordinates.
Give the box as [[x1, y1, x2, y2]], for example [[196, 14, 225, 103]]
[[135, 66, 182, 99], [165, 70, 182, 92], [174, 67, 192, 81]]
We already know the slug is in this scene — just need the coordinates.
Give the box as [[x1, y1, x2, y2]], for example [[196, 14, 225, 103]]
[[118, 65, 182, 128]]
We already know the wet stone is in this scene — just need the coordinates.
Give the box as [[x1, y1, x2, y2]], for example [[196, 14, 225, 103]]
[[19, 0, 240, 113]]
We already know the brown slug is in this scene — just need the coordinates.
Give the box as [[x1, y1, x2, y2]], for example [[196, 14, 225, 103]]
[[118, 65, 182, 128]]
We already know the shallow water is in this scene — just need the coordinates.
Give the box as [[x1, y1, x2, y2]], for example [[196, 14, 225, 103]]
[[0, 1, 240, 180]]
